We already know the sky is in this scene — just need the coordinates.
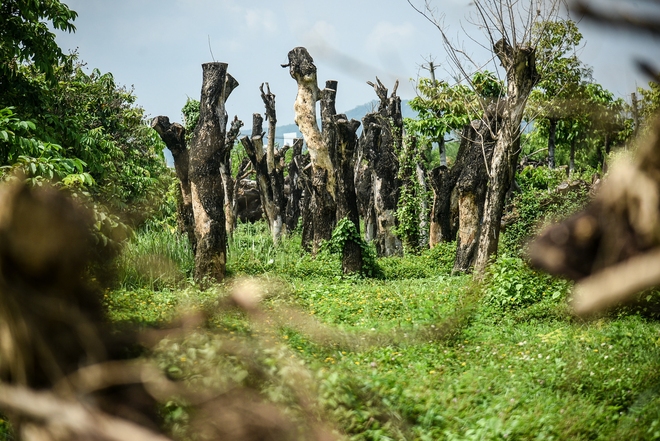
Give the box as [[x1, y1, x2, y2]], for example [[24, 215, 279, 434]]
[[54, 0, 660, 128]]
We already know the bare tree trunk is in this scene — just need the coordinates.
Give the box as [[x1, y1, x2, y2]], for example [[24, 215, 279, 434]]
[[569, 138, 577, 176], [221, 116, 243, 238], [360, 78, 403, 257], [473, 39, 540, 275], [241, 85, 287, 245], [548, 118, 557, 169], [452, 119, 496, 272], [261, 83, 286, 242], [355, 123, 376, 243], [416, 160, 429, 249], [151, 116, 197, 253], [321, 81, 363, 273], [188, 62, 238, 283], [474, 39, 540, 274], [284, 47, 337, 254], [285, 139, 304, 232]]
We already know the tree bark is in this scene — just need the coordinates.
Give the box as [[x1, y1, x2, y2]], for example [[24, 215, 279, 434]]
[[322, 82, 363, 273], [548, 118, 557, 169], [360, 78, 403, 257], [241, 84, 287, 245], [473, 39, 540, 275], [285, 138, 305, 232], [188, 62, 238, 283], [416, 159, 429, 249], [151, 116, 196, 253], [261, 83, 286, 241], [453, 120, 496, 273], [284, 47, 336, 254], [221, 115, 243, 238]]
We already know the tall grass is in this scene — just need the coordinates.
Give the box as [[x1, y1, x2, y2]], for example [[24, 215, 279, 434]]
[[115, 226, 194, 290]]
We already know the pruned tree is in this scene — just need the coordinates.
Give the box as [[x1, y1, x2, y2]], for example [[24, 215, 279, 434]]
[[359, 78, 404, 257], [150, 116, 196, 252], [188, 62, 238, 283], [285, 138, 305, 232], [222, 115, 244, 237], [406, 71, 502, 251], [240, 84, 287, 244], [408, 0, 566, 274], [283, 47, 363, 273]]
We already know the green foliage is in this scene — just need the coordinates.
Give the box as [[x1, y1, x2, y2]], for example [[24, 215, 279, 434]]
[[378, 241, 456, 280], [321, 218, 379, 277], [0, 0, 77, 85], [181, 98, 200, 144], [501, 166, 591, 251], [483, 254, 571, 311], [394, 135, 431, 253], [0, 412, 13, 441], [99, 222, 660, 440], [405, 71, 503, 145], [638, 81, 660, 131]]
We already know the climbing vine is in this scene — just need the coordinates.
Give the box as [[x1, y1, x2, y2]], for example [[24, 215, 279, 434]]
[[322, 218, 379, 277]]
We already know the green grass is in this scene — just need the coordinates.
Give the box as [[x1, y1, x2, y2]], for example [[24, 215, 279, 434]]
[[100, 223, 660, 440]]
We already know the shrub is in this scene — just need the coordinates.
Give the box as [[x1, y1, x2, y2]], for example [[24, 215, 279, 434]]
[[483, 254, 570, 311]]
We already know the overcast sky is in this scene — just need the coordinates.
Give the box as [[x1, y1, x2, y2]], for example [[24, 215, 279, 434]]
[[54, 0, 660, 128]]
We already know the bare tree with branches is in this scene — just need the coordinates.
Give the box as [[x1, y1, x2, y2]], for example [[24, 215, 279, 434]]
[[408, 0, 567, 274]]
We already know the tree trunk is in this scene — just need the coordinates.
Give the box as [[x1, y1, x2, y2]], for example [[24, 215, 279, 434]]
[[548, 118, 557, 169], [355, 122, 376, 243], [360, 78, 403, 257], [321, 81, 363, 273], [452, 120, 495, 272], [569, 138, 576, 176], [188, 62, 238, 283], [416, 160, 429, 249], [284, 47, 336, 254], [151, 116, 197, 253], [473, 38, 540, 275], [221, 115, 243, 238], [241, 84, 287, 245], [285, 139, 305, 232], [261, 83, 286, 241]]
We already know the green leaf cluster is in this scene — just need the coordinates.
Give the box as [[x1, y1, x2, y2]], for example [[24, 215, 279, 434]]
[[322, 218, 380, 277]]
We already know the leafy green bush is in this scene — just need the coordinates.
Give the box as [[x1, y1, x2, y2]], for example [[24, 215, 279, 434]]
[[483, 255, 570, 311], [517, 165, 566, 191], [501, 166, 592, 252]]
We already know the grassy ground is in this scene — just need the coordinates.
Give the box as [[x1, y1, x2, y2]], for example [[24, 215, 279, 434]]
[[97, 223, 660, 441]]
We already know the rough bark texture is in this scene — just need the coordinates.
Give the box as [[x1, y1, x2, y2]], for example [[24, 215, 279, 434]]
[[284, 47, 337, 254], [355, 125, 376, 243], [321, 81, 363, 273], [416, 160, 430, 249], [359, 78, 403, 257], [473, 39, 540, 275], [151, 116, 196, 252], [221, 116, 244, 237], [285, 138, 305, 232], [548, 118, 557, 169], [188, 62, 237, 283], [428, 165, 453, 248], [452, 119, 497, 273], [241, 107, 286, 244]]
